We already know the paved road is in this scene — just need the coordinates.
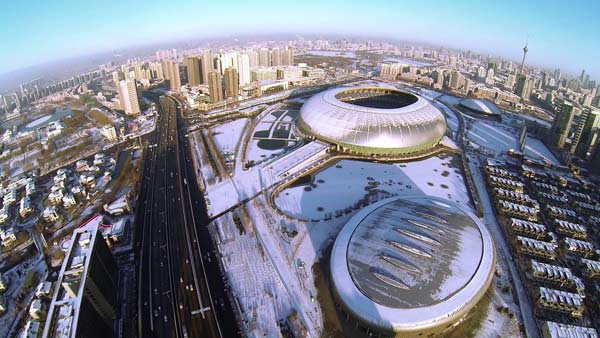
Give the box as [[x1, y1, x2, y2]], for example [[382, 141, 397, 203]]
[[134, 94, 239, 338]]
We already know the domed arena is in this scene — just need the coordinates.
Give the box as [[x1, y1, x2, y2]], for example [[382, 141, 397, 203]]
[[459, 98, 503, 117], [330, 196, 495, 337], [296, 87, 448, 156]]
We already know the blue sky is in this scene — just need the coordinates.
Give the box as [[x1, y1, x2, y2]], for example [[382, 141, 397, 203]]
[[1, 0, 599, 79]]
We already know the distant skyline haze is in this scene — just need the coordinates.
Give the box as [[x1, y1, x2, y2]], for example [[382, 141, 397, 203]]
[[1, 0, 598, 78]]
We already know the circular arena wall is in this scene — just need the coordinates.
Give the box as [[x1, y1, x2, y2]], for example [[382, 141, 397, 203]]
[[297, 87, 447, 156], [330, 196, 495, 336]]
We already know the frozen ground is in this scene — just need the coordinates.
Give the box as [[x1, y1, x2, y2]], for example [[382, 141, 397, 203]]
[[215, 214, 293, 337], [211, 118, 248, 154], [25, 114, 52, 129], [439, 94, 463, 106], [466, 118, 559, 164], [433, 101, 460, 139], [274, 154, 470, 220], [245, 107, 300, 166]]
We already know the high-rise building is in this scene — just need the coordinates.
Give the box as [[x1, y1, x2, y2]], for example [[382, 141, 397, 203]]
[[162, 60, 181, 90], [575, 108, 600, 159], [184, 56, 202, 86], [237, 54, 251, 86], [568, 107, 590, 154], [224, 67, 239, 101], [282, 46, 294, 66], [485, 68, 495, 85], [42, 221, 119, 338], [515, 74, 534, 100], [271, 48, 281, 66], [1, 95, 9, 115], [259, 48, 270, 67], [449, 70, 461, 90], [550, 101, 578, 149], [554, 68, 562, 81], [112, 71, 124, 109], [218, 52, 238, 75], [149, 62, 164, 80], [201, 50, 214, 84], [118, 79, 141, 116], [505, 74, 516, 90], [208, 71, 223, 103], [246, 50, 259, 68]]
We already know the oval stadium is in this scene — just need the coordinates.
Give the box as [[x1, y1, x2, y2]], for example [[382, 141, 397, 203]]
[[330, 196, 495, 337], [296, 86, 448, 156]]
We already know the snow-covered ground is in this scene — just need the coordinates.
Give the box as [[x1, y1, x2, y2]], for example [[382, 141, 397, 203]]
[[215, 214, 293, 337], [524, 137, 560, 165], [274, 154, 471, 220], [438, 94, 463, 106], [433, 101, 460, 139], [211, 118, 248, 154], [245, 107, 300, 166], [466, 118, 559, 164], [24, 114, 53, 129]]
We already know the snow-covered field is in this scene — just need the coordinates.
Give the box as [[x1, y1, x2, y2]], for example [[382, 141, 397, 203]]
[[25, 114, 52, 128], [274, 155, 470, 220], [466, 118, 559, 164], [245, 107, 300, 165], [211, 118, 248, 154]]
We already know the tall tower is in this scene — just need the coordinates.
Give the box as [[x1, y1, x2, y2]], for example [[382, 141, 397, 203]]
[[119, 79, 141, 116], [224, 67, 239, 101], [208, 71, 223, 103], [519, 42, 528, 75], [201, 50, 214, 84], [184, 56, 201, 86]]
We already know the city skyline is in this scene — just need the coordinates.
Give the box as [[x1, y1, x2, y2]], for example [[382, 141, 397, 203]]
[[1, 0, 599, 79]]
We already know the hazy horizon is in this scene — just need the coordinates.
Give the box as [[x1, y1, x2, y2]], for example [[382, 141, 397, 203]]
[[1, 0, 599, 83]]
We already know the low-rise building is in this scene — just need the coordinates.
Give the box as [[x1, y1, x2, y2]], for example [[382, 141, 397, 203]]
[[100, 124, 118, 142], [35, 281, 52, 299], [29, 298, 46, 320], [79, 174, 95, 187], [545, 205, 578, 221], [581, 258, 600, 278], [498, 200, 539, 221], [3, 189, 16, 206], [487, 175, 525, 192], [530, 260, 585, 294], [516, 236, 557, 260], [103, 194, 131, 216], [42, 206, 60, 223], [554, 220, 587, 239], [508, 218, 547, 239], [0, 227, 17, 249], [0, 206, 9, 224], [536, 287, 584, 318], [22, 320, 41, 338], [493, 188, 539, 208], [25, 180, 36, 196], [62, 194, 77, 209], [48, 189, 64, 206], [485, 166, 520, 179], [540, 321, 598, 338], [93, 153, 105, 166], [563, 237, 596, 258], [75, 160, 89, 172], [0, 273, 7, 293], [19, 196, 33, 218]]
